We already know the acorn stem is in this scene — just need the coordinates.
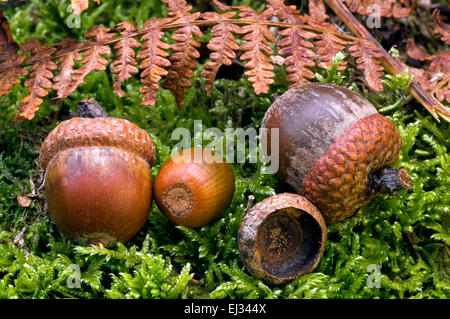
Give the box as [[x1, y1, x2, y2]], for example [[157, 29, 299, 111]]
[[77, 98, 109, 118], [246, 195, 255, 211], [368, 167, 411, 195]]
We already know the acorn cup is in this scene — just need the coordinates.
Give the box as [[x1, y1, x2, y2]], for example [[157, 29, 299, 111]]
[[40, 100, 156, 246], [238, 193, 327, 285], [262, 83, 411, 223], [154, 148, 235, 228]]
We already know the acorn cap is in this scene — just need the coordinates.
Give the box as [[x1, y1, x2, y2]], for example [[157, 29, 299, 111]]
[[40, 117, 156, 169], [238, 193, 327, 285], [300, 113, 406, 223]]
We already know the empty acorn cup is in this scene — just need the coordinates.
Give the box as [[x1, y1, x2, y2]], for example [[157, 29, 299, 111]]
[[238, 193, 327, 285]]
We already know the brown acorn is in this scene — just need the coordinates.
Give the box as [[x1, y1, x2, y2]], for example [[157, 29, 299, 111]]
[[154, 148, 235, 228], [238, 193, 327, 285], [40, 104, 155, 246], [262, 83, 411, 223]]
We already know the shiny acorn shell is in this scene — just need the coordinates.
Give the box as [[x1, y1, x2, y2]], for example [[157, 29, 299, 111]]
[[262, 83, 409, 223], [40, 117, 156, 246], [153, 148, 235, 228], [238, 193, 327, 285]]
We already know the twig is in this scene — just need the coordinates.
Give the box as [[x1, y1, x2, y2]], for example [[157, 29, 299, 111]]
[[246, 195, 255, 211], [13, 225, 30, 260]]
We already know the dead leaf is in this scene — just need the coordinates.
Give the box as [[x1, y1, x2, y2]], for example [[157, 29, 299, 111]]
[[17, 195, 32, 207]]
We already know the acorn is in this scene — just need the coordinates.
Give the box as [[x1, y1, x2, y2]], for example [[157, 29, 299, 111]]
[[238, 193, 327, 285], [40, 100, 155, 246], [154, 148, 235, 228], [262, 83, 411, 223]]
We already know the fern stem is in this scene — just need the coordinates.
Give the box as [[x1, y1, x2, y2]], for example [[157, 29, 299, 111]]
[[324, 0, 450, 122]]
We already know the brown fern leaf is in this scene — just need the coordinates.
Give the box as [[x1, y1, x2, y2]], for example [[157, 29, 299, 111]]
[[0, 9, 28, 97], [234, 6, 276, 95], [162, 23, 202, 107], [161, 0, 202, 108], [407, 39, 450, 103], [111, 22, 140, 98], [434, 76, 450, 103], [15, 40, 57, 120], [0, 47, 28, 97], [201, 11, 241, 93], [344, 0, 412, 18], [266, 1, 318, 87], [308, 0, 348, 70], [348, 38, 384, 91], [71, 0, 101, 15], [61, 26, 114, 99], [53, 38, 83, 99], [308, 0, 329, 24], [266, 0, 303, 24], [407, 67, 434, 92], [406, 39, 433, 61], [137, 18, 172, 106], [278, 27, 316, 87], [315, 33, 348, 70], [71, 0, 89, 15], [433, 9, 450, 46], [161, 0, 193, 21], [392, 0, 414, 18]]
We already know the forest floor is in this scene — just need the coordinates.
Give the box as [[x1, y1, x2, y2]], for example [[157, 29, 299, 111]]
[[0, 0, 448, 298]]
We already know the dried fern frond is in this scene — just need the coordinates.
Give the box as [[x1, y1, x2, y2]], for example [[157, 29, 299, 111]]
[[277, 27, 316, 87], [71, 0, 90, 14], [112, 22, 140, 98], [137, 18, 172, 106], [71, 0, 101, 14], [0, 1, 447, 121], [53, 38, 83, 99], [343, 0, 413, 18], [232, 5, 276, 95], [61, 26, 114, 99], [0, 9, 28, 97], [348, 38, 384, 92], [267, 0, 316, 87], [407, 39, 450, 104], [161, 0, 203, 108], [16, 40, 57, 120], [308, 0, 348, 71], [433, 9, 450, 46], [201, 10, 241, 93]]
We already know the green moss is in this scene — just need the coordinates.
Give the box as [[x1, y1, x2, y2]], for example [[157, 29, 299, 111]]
[[0, 0, 448, 299]]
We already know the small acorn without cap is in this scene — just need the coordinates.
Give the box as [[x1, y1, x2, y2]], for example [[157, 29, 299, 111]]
[[40, 100, 155, 246], [154, 148, 235, 228], [238, 193, 327, 285], [262, 83, 411, 223]]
